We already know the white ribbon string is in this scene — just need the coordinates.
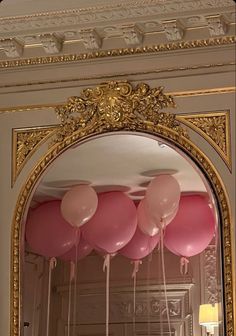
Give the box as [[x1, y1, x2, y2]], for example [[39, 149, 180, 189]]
[[67, 261, 75, 336], [180, 257, 189, 276], [147, 253, 152, 336], [46, 257, 57, 336], [160, 227, 171, 336], [73, 229, 79, 336], [132, 260, 142, 336], [103, 254, 111, 336]]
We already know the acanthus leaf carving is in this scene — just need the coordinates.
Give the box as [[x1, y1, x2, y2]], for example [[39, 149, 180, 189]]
[[40, 33, 63, 54], [121, 24, 143, 46], [162, 20, 184, 41], [206, 15, 228, 36], [0, 38, 23, 57], [79, 28, 102, 50]]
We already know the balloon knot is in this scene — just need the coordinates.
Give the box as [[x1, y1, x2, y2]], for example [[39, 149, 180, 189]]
[[180, 257, 189, 275], [103, 254, 111, 272], [49, 257, 57, 270], [131, 260, 142, 278]]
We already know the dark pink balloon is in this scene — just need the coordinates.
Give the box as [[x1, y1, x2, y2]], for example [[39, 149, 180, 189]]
[[60, 236, 93, 262], [164, 195, 215, 258], [119, 227, 160, 260], [26, 201, 78, 258], [82, 192, 137, 254]]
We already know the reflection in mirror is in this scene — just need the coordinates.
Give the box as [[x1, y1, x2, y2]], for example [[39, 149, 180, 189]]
[[23, 133, 223, 336]]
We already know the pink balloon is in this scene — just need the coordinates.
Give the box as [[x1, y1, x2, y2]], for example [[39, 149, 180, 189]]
[[60, 236, 93, 262], [82, 192, 137, 254], [164, 195, 215, 257], [119, 227, 160, 260], [26, 201, 78, 258], [146, 175, 180, 218], [61, 185, 98, 228], [137, 199, 160, 236]]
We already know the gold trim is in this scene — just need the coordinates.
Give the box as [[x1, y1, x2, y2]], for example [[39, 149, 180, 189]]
[[1, 87, 235, 115], [1, 36, 235, 69], [11, 81, 235, 336], [176, 111, 232, 171], [168, 87, 236, 97], [11, 126, 58, 186], [0, 62, 235, 90]]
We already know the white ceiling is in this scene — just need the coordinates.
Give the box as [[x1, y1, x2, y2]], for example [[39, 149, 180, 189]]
[[32, 134, 207, 206]]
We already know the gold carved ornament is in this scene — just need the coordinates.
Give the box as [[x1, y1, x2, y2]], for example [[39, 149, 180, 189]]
[[177, 111, 232, 171], [11, 81, 234, 336], [12, 126, 58, 186], [54, 81, 188, 142]]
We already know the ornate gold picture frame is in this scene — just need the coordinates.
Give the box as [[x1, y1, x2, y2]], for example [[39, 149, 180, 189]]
[[11, 81, 235, 336]]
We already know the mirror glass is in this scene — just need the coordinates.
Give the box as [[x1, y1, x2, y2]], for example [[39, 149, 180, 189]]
[[23, 133, 223, 336]]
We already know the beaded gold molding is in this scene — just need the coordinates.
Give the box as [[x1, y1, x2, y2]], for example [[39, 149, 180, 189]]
[[1, 36, 235, 69], [176, 111, 232, 171], [11, 81, 234, 336], [11, 126, 58, 186]]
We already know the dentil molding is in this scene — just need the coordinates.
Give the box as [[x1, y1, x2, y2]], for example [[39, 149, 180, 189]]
[[0, 0, 235, 59]]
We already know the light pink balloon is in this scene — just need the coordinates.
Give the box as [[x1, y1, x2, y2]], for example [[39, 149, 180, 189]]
[[164, 195, 215, 257], [119, 227, 160, 260], [146, 175, 181, 218], [26, 201, 78, 258], [137, 199, 160, 236], [82, 192, 137, 254], [61, 185, 98, 228], [60, 236, 93, 262], [164, 204, 179, 225]]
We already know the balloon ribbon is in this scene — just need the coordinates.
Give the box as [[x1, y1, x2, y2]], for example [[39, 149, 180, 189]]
[[180, 257, 189, 275], [46, 257, 57, 336], [160, 228, 171, 336], [132, 260, 142, 336], [73, 230, 79, 336], [67, 261, 75, 336], [103, 254, 111, 336]]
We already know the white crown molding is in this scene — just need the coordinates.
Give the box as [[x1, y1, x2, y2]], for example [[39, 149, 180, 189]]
[[0, 0, 235, 59]]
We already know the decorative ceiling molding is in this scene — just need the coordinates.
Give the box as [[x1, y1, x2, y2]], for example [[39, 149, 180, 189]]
[[0, 0, 234, 24], [12, 126, 58, 186], [0, 0, 234, 60], [176, 111, 232, 171], [0, 36, 235, 68]]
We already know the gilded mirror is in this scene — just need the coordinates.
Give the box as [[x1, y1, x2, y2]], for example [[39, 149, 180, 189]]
[[11, 82, 234, 336]]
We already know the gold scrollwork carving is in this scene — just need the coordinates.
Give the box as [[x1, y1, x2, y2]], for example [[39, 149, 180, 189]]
[[177, 111, 231, 170], [12, 126, 58, 186], [11, 81, 234, 336], [54, 81, 188, 143]]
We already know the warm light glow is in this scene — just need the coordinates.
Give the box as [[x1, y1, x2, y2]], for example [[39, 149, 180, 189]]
[[199, 304, 220, 334]]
